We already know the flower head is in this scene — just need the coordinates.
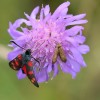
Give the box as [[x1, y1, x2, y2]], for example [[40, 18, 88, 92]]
[[8, 1, 89, 83]]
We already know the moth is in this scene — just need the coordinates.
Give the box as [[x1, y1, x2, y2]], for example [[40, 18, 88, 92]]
[[52, 43, 67, 64], [9, 41, 39, 87]]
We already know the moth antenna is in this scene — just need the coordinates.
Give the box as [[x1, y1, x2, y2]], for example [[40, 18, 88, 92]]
[[10, 40, 25, 50]]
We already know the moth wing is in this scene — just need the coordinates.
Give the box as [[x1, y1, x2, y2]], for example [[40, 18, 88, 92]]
[[52, 47, 59, 64], [9, 54, 23, 71], [25, 61, 39, 87], [58, 47, 67, 62], [22, 65, 27, 74]]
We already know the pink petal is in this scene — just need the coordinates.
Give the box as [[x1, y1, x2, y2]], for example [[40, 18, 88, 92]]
[[66, 20, 88, 26], [78, 45, 90, 54], [68, 57, 81, 72], [66, 14, 86, 23], [30, 6, 39, 19], [8, 19, 31, 39], [65, 26, 84, 36], [74, 35, 86, 44], [8, 22, 24, 39], [36, 68, 49, 83], [40, 7, 44, 20], [60, 61, 77, 78], [17, 69, 26, 79], [7, 48, 22, 61], [52, 62, 59, 78], [70, 47, 86, 66], [44, 5, 50, 16], [52, 1, 70, 19], [47, 63, 52, 73]]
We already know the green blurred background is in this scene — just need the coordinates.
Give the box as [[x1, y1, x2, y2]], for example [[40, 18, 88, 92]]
[[0, 0, 100, 100]]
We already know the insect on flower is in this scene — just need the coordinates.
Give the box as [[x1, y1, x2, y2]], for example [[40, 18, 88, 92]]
[[8, 1, 90, 81], [9, 41, 39, 87], [52, 43, 67, 64]]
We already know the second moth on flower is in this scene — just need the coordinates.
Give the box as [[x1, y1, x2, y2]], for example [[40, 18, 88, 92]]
[[52, 43, 67, 64], [8, 1, 89, 83]]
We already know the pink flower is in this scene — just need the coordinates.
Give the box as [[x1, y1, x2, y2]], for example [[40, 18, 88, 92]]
[[8, 1, 89, 83]]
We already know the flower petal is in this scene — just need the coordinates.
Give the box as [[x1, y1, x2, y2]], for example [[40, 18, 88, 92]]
[[24, 13, 38, 29], [66, 20, 88, 26], [36, 68, 49, 83], [78, 45, 90, 54], [44, 5, 50, 16], [47, 63, 52, 73], [8, 48, 22, 61], [8, 22, 24, 39], [52, 1, 70, 19], [65, 14, 86, 23], [30, 6, 39, 19], [70, 47, 86, 66], [66, 66, 77, 79], [52, 62, 59, 78], [60, 61, 77, 78], [17, 69, 26, 79], [68, 57, 81, 72], [65, 26, 84, 36], [40, 7, 44, 20], [8, 19, 31, 39], [74, 35, 86, 44]]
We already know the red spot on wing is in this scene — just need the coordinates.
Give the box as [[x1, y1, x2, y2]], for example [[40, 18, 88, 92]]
[[31, 78, 36, 83], [14, 59, 19, 66], [11, 62, 16, 70], [9, 60, 20, 70], [17, 54, 22, 60], [22, 65, 27, 74], [27, 61, 33, 67], [9, 54, 23, 71], [28, 71, 33, 75]]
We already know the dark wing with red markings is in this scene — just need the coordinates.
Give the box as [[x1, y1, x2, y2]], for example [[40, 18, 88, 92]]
[[24, 61, 39, 87], [22, 65, 27, 74], [9, 54, 23, 71]]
